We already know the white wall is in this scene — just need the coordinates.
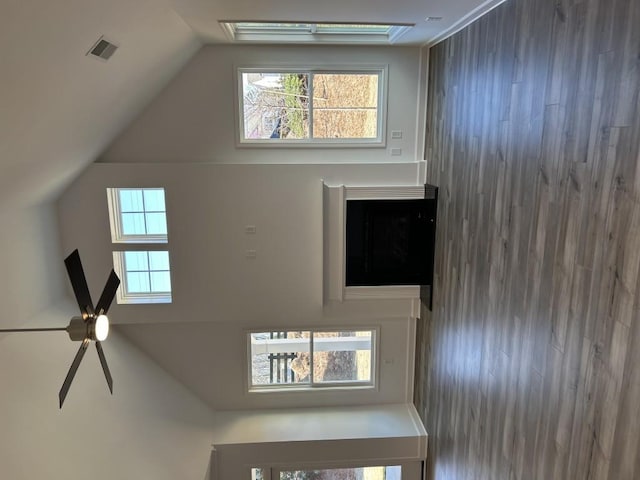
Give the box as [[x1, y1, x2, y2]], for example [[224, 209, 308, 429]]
[[117, 317, 415, 410], [210, 404, 427, 480], [57, 162, 420, 326], [0, 204, 65, 330], [211, 403, 426, 444], [0, 301, 215, 480], [57, 162, 420, 410], [0, 205, 214, 478], [100, 44, 422, 164]]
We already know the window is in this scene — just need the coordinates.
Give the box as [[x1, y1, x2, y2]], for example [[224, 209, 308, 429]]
[[252, 465, 401, 479], [248, 329, 375, 390], [238, 68, 386, 145], [112, 251, 172, 304], [221, 22, 412, 44], [106, 187, 172, 304], [107, 188, 167, 243]]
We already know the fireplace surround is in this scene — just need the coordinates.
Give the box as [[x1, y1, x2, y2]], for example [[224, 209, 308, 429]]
[[323, 183, 437, 308]]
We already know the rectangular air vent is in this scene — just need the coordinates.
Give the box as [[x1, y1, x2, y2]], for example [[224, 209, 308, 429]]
[[88, 36, 118, 61]]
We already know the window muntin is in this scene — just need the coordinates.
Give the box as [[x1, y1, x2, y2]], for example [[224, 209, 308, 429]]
[[249, 329, 375, 389], [107, 188, 168, 243], [238, 68, 386, 145], [112, 251, 172, 304]]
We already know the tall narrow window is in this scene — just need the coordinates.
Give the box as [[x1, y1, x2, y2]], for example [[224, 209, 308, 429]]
[[106, 187, 172, 304], [238, 68, 386, 145]]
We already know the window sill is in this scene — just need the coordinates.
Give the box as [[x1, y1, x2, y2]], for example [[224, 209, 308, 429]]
[[248, 384, 375, 394], [236, 139, 387, 148], [117, 295, 172, 305]]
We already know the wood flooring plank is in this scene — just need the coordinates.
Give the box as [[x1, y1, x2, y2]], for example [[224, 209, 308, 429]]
[[415, 0, 640, 478]]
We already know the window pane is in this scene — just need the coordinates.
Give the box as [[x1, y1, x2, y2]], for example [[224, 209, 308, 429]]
[[114, 251, 172, 304], [143, 189, 166, 211], [251, 468, 265, 480], [121, 212, 146, 235], [312, 74, 378, 139], [124, 251, 149, 271], [119, 189, 144, 212], [312, 331, 372, 383], [148, 251, 170, 271], [250, 332, 311, 385], [126, 272, 150, 293], [315, 24, 392, 34], [145, 213, 167, 235], [150, 271, 171, 293], [242, 73, 309, 140], [280, 466, 399, 479], [109, 188, 168, 242]]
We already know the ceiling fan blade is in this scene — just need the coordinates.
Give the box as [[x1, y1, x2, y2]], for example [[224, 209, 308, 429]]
[[64, 249, 94, 318], [59, 338, 90, 408], [95, 270, 120, 315], [95, 341, 113, 394]]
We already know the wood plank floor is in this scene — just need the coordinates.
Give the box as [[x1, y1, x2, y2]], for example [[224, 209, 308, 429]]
[[414, 0, 640, 478]]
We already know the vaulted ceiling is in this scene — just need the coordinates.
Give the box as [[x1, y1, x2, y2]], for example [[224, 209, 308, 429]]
[[1, 0, 499, 212], [0, 0, 500, 350]]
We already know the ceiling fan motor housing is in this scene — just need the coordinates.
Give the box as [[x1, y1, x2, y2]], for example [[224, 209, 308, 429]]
[[67, 316, 92, 341]]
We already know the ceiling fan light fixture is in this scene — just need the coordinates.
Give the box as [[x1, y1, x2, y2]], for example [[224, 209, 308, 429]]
[[95, 315, 109, 341]]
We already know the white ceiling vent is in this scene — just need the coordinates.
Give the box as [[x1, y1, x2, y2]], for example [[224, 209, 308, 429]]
[[87, 36, 118, 61]]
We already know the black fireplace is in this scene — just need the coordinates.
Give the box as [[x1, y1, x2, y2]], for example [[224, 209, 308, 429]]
[[345, 191, 437, 289]]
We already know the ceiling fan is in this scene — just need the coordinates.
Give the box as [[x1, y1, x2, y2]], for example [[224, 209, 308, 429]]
[[0, 249, 120, 408]]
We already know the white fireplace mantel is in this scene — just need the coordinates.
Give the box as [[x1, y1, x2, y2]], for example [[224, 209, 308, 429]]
[[322, 182, 426, 303]]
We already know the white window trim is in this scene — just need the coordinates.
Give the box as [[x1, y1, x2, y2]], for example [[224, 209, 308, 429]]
[[106, 188, 168, 244], [220, 22, 412, 44], [236, 65, 388, 147], [251, 462, 420, 480], [106, 187, 173, 305], [322, 183, 424, 314], [112, 251, 172, 305], [247, 328, 379, 392]]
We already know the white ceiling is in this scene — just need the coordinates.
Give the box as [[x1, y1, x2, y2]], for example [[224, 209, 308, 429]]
[[1, 0, 499, 212], [0, 0, 199, 211], [170, 0, 503, 45]]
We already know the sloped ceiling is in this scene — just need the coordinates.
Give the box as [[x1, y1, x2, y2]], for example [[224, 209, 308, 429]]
[[0, 0, 200, 211], [0, 0, 200, 336], [0, 0, 502, 211]]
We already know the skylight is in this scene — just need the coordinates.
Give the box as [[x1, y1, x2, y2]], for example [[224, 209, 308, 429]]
[[220, 22, 413, 44]]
